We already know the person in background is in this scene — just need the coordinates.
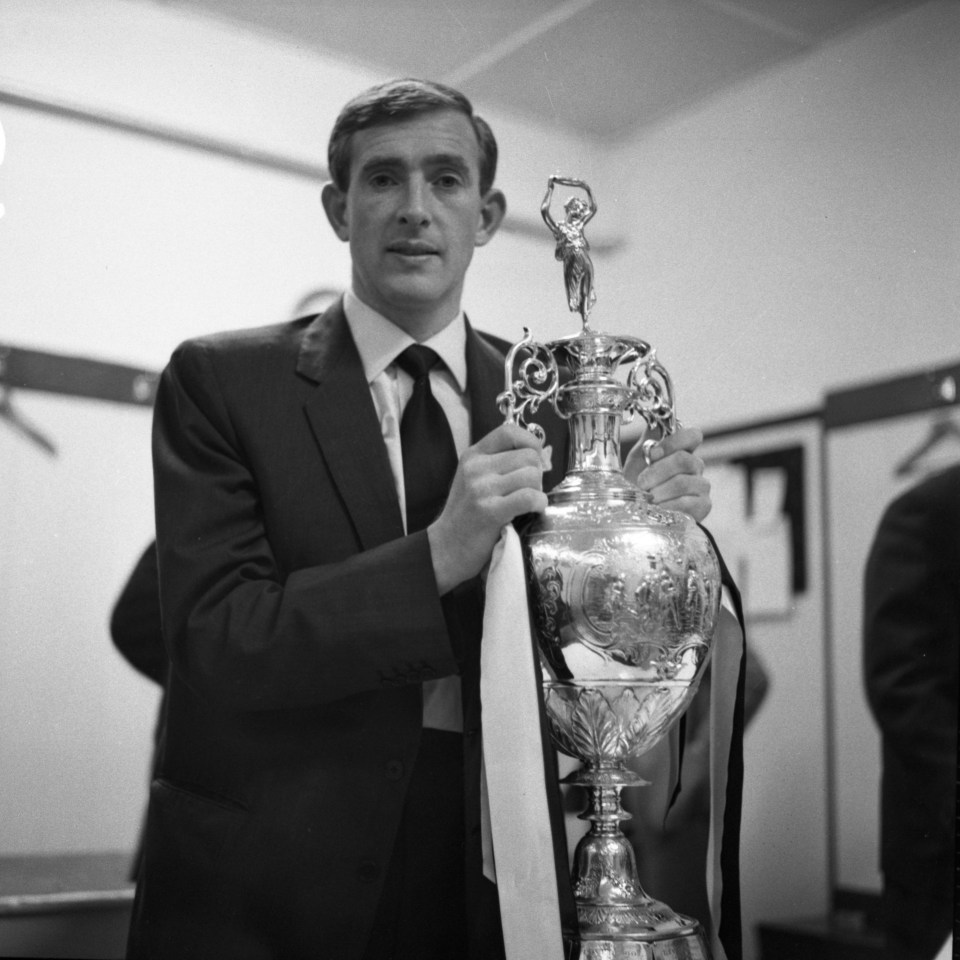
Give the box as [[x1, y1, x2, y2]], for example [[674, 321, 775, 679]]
[[111, 541, 164, 881], [620, 649, 768, 927], [863, 463, 959, 960], [123, 78, 743, 960]]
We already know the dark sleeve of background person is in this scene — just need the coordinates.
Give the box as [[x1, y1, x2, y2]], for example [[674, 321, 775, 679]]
[[863, 465, 959, 959], [110, 541, 166, 686], [864, 466, 959, 778], [110, 541, 167, 882]]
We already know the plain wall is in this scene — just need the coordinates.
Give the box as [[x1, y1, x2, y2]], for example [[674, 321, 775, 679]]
[[593, 0, 959, 430]]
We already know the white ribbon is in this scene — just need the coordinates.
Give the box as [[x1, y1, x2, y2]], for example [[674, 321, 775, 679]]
[[480, 525, 565, 960]]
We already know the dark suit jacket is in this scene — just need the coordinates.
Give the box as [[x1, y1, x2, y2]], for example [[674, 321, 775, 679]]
[[863, 464, 959, 920], [128, 303, 571, 959], [127, 301, 745, 960]]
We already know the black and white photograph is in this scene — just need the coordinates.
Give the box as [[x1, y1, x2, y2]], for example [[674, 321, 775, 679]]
[[1, 2, 957, 958]]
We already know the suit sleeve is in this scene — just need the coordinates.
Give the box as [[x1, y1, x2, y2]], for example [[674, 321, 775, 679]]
[[110, 542, 167, 686], [863, 481, 959, 767], [152, 340, 459, 713]]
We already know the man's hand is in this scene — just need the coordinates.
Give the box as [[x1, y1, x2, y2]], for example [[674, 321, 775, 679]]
[[623, 426, 711, 523], [428, 423, 551, 594]]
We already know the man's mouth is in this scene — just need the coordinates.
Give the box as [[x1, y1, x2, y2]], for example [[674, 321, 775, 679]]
[[387, 240, 440, 257]]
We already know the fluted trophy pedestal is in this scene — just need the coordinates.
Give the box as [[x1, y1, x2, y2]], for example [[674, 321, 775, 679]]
[[499, 176, 722, 959], [550, 695, 710, 960]]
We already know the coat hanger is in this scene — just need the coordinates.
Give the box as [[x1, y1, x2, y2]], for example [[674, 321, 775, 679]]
[[0, 385, 57, 456], [894, 411, 960, 477]]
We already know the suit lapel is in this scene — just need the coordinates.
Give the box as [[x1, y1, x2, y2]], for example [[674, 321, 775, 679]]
[[465, 321, 508, 442], [297, 312, 562, 552], [297, 302, 404, 550]]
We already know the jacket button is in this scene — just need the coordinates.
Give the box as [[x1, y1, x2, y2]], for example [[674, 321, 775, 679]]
[[358, 860, 380, 883], [385, 760, 404, 781]]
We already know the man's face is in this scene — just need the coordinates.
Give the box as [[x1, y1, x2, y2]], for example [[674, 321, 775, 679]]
[[322, 109, 505, 338]]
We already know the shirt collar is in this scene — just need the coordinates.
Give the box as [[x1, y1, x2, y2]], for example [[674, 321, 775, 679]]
[[343, 289, 468, 392]]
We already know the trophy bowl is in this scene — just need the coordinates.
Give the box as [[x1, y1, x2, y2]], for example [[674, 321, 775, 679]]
[[499, 177, 723, 959], [526, 490, 720, 958]]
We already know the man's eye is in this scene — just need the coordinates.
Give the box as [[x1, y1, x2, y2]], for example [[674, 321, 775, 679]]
[[369, 174, 395, 188], [435, 174, 464, 189]]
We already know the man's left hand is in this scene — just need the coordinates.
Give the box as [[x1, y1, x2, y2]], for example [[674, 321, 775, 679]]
[[623, 426, 711, 523]]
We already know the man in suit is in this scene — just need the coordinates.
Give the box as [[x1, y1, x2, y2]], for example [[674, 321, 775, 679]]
[[863, 463, 959, 960], [127, 78, 734, 960]]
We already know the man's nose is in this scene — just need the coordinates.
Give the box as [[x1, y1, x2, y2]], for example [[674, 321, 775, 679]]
[[397, 179, 430, 226]]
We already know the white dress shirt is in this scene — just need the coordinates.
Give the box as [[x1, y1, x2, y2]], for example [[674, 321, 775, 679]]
[[342, 289, 468, 731]]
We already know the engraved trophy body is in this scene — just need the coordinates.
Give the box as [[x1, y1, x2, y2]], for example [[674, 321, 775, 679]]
[[499, 177, 722, 959]]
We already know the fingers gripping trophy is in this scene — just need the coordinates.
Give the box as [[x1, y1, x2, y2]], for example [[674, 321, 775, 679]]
[[498, 177, 721, 960]]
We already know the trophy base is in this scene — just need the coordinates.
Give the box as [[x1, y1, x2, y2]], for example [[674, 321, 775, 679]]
[[573, 921, 710, 960]]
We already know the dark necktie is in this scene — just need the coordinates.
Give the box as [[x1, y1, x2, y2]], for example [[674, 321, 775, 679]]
[[395, 345, 459, 533]]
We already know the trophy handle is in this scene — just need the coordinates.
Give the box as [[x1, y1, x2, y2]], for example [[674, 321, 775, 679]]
[[497, 328, 566, 441], [623, 344, 679, 466]]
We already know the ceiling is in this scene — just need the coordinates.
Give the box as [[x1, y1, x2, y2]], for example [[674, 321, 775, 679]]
[[159, 0, 924, 141]]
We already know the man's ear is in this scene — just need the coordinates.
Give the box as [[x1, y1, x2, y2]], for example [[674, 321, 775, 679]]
[[475, 188, 507, 247], [321, 182, 350, 241]]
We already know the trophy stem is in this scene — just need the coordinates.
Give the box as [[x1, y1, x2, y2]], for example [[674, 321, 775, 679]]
[[567, 410, 623, 476], [566, 761, 711, 960]]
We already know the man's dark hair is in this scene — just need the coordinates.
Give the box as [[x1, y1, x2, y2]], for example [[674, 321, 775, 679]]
[[327, 78, 498, 196]]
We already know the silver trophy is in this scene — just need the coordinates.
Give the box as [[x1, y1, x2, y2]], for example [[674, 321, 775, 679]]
[[499, 177, 721, 959]]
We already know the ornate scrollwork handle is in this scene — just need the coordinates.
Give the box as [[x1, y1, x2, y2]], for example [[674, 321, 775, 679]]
[[622, 344, 679, 465], [497, 328, 565, 442]]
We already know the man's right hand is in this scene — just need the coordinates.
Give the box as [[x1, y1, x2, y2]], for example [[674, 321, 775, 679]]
[[427, 423, 551, 595]]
